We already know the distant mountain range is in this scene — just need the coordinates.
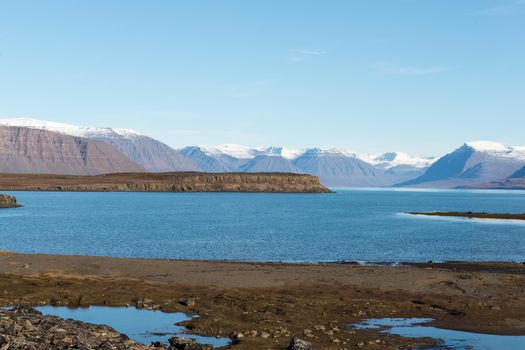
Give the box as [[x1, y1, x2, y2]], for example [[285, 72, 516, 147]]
[[0, 118, 524, 189], [179, 145, 434, 186], [398, 141, 525, 188]]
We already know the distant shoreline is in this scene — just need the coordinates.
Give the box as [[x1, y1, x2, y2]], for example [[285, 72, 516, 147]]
[[0, 172, 331, 193], [408, 211, 525, 221]]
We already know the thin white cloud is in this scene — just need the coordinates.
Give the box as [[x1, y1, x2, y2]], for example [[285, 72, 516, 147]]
[[289, 48, 327, 62], [474, 0, 525, 15], [371, 62, 448, 76]]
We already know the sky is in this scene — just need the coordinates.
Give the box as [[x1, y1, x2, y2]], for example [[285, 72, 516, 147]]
[[0, 0, 524, 156]]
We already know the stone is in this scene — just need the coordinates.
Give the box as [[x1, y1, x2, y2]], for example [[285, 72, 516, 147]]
[[168, 336, 212, 350], [229, 332, 244, 344], [284, 337, 315, 350], [0, 335, 10, 350], [260, 331, 270, 339], [178, 298, 196, 307]]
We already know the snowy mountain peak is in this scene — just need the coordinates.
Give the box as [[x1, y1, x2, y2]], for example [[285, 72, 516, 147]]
[[465, 141, 509, 152], [198, 144, 302, 159], [0, 117, 144, 139], [301, 148, 357, 158], [463, 141, 525, 160], [359, 151, 436, 169]]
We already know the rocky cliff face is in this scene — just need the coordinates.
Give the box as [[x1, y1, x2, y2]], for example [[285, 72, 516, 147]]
[[0, 172, 331, 193], [0, 194, 19, 208], [0, 126, 145, 175]]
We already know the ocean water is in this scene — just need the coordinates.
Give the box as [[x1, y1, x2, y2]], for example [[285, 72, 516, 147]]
[[1, 188, 524, 262]]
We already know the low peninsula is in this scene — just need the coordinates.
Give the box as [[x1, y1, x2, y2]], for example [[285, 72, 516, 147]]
[[0, 172, 331, 193], [409, 211, 525, 220]]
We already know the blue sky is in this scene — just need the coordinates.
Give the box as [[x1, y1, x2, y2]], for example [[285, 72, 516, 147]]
[[0, 0, 524, 155]]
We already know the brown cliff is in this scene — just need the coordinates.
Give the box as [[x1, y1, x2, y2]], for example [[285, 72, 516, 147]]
[[0, 172, 331, 193]]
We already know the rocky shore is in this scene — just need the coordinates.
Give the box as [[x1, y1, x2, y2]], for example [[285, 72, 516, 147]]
[[0, 172, 330, 193], [0, 194, 19, 208], [1, 253, 524, 349], [0, 306, 312, 349]]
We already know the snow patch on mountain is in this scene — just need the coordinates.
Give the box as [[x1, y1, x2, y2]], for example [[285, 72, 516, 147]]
[[359, 152, 436, 169], [0, 117, 143, 139], [199, 144, 303, 159], [464, 141, 525, 160]]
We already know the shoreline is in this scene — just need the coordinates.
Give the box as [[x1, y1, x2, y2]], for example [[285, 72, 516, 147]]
[[3, 250, 524, 266], [408, 211, 525, 221], [1, 252, 524, 349]]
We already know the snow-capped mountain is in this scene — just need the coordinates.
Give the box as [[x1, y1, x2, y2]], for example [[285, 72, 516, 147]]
[[398, 141, 525, 188], [0, 117, 143, 139], [360, 152, 436, 169], [0, 124, 145, 175], [238, 155, 301, 173], [198, 144, 302, 160], [180, 146, 244, 172], [0, 118, 199, 172], [292, 148, 390, 187], [11, 117, 524, 189], [180, 145, 436, 186]]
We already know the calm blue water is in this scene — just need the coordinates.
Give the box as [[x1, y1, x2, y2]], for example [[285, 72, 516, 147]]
[[35, 306, 229, 347], [354, 318, 525, 349], [1, 188, 524, 262]]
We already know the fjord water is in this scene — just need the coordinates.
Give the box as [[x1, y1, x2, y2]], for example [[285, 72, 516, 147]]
[[1, 189, 524, 262]]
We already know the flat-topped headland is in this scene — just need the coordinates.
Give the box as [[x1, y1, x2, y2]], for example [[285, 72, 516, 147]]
[[1, 253, 524, 349], [409, 211, 525, 220], [0, 172, 331, 193], [0, 193, 20, 208]]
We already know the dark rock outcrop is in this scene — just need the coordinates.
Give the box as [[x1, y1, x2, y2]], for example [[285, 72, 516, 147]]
[[0, 307, 221, 349], [0, 306, 151, 349], [168, 336, 212, 349], [0, 194, 19, 208]]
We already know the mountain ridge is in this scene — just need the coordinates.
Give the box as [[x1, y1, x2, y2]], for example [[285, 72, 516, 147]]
[[3, 118, 523, 189], [0, 125, 145, 175]]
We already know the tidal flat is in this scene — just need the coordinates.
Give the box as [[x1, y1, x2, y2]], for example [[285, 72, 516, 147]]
[[1, 252, 524, 349]]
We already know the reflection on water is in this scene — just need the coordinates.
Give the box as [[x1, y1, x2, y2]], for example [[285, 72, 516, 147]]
[[36, 305, 230, 347], [353, 318, 525, 350]]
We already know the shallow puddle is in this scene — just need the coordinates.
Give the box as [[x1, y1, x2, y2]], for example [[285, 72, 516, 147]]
[[35, 305, 230, 347], [353, 318, 525, 350]]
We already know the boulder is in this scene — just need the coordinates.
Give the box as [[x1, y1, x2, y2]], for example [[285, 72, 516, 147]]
[[284, 337, 315, 350], [0, 194, 20, 208], [168, 336, 213, 350]]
